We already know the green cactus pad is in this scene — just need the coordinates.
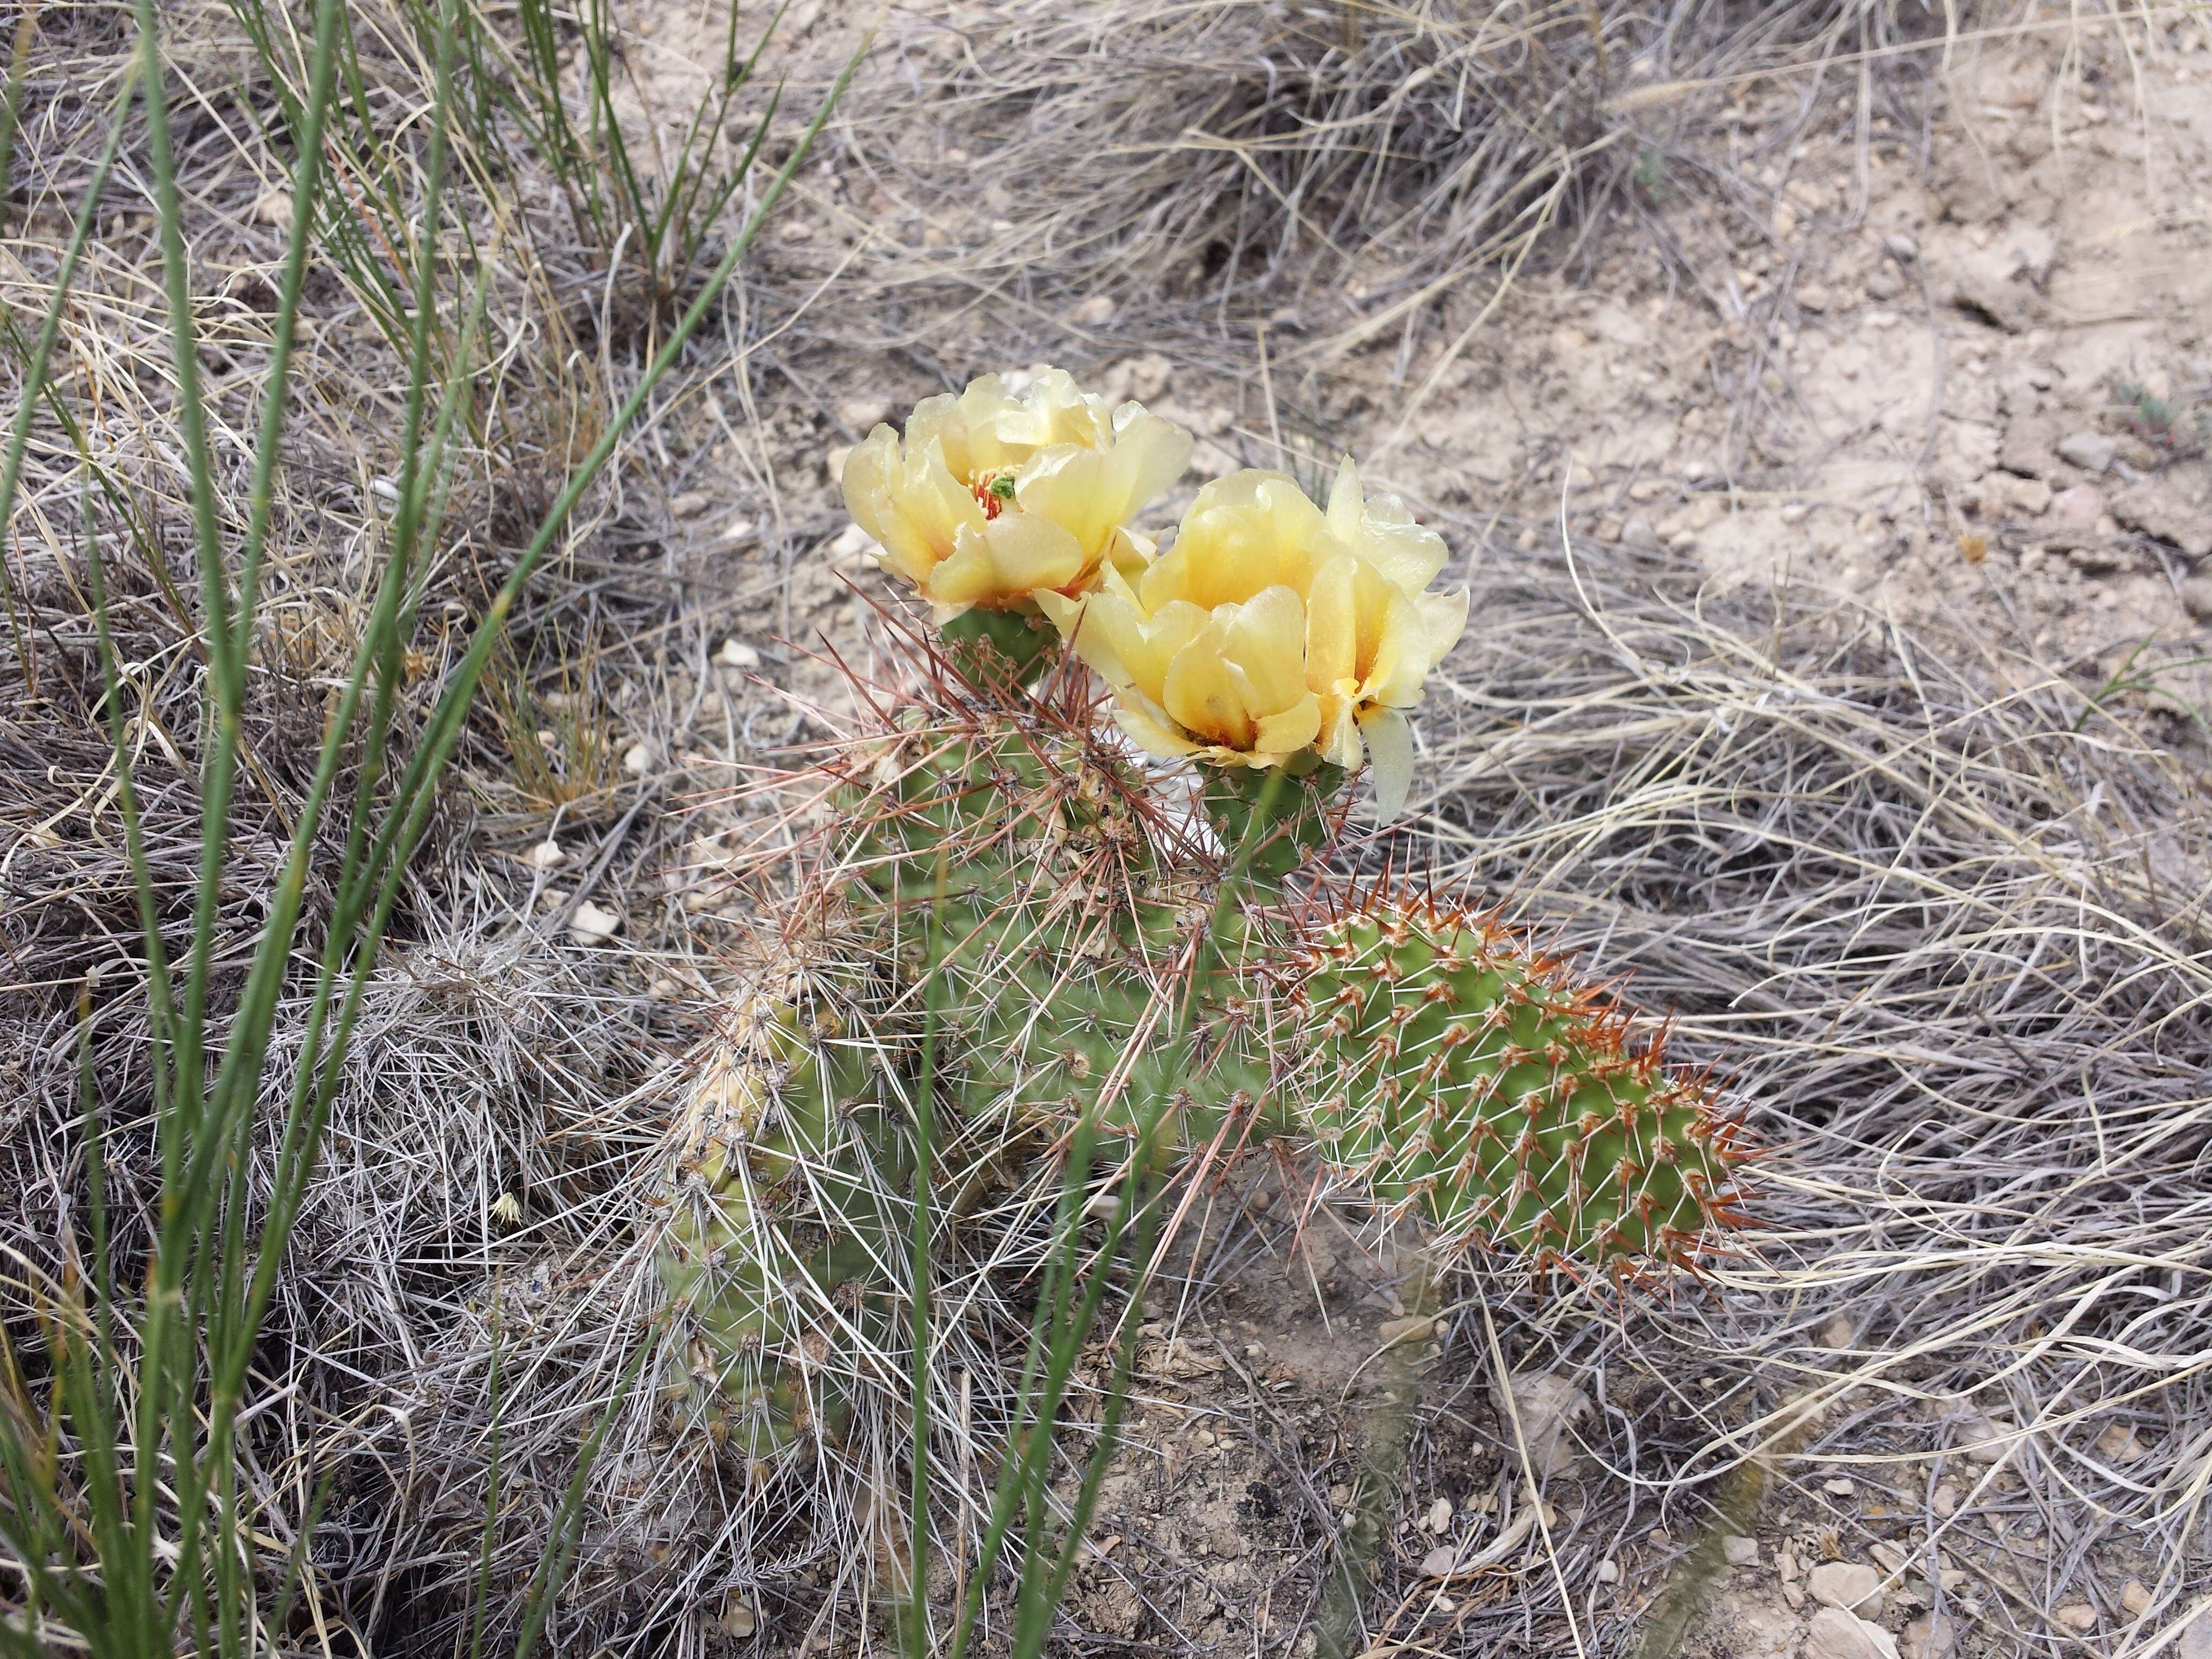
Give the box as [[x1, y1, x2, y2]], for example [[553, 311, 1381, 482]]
[[1298, 896, 1746, 1272], [663, 988, 914, 1467]]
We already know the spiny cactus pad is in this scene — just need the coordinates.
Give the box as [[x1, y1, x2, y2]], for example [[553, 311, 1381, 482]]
[[1300, 896, 1746, 1271], [664, 985, 916, 1463]]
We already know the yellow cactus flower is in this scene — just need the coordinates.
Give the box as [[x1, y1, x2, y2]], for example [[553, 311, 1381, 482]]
[[840, 369, 1193, 616], [1304, 458, 1469, 813], [1044, 459, 1466, 815], [1040, 574, 1321, 771]]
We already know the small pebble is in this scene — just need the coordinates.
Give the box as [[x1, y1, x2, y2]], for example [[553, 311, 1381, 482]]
[[1723, 1535, 1759, 1567], [718, 638, 763, 670], [2057, 431, 2118, 473], [1597, 1559, 1620, 1584], [568, 900, 622, 944], [524, 839, 566, 870], [1931, 1482, 1960, 1519], [1903, 1612, 1957, 1659], [1805, 1604, 1901, 1659], [2123, 1580, 2154, 1618], [1886, 231, 1919, 261], [2054, 1603, 2097, 1634], [2096, 1423, 2144, 1460], [622, 740, 655, 775], [1810, 1560, 1885, 1619], [669, 490, 711, 520], [828, 521, 875, 569], [1825, 1477, 1858, 1497]]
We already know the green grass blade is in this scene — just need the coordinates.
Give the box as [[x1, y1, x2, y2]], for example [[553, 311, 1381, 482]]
[[131, 0, 243, 1134], [903, 847, 949, 1656]]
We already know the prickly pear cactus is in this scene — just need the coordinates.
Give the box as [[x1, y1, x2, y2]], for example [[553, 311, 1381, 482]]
[[661, 368, 1755, 1470], [663, 980, 915, 1463], [1298, 896, 1745, 1269]]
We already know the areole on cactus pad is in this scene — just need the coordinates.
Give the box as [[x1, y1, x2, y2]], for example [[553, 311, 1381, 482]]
[[662, 372, 1753, 1469]]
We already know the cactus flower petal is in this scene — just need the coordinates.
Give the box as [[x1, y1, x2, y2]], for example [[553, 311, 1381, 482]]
[[1046, 456, 1464, 816], [1357, 707, 1415, 818], [840, 370, 1189, 617], [928, 515, 1088, 610]]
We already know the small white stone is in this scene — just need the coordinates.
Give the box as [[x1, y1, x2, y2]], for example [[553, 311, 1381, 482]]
[[2053, 1604, 2097, 1634], [1074, 294, 1116, 326], [1886, 232, 1919, 261], [2095, 1423, 2143, 1461], [1596, 1558, 1620, 1584], [253, 187, 294, 226], [1818, 1314, 1856, 1349], [1419, 1543, 1459, 1579], [1902, 1612, 1956, 1659], [1931, 1483, 1960, 1519], [1494, 1372, 1591, 1476], [569, 900, 622, 944], [1723, 1535, 1759, 1567], [1955, 1412, 2015, 1465], [718, 638, 762, 670], [1825, 1477, 1858, 1497], [622, 740, 656, 775], [838, 395, 893, 430], [1805, 1605, 1901, 1659], [720, 1594, 757, 1638], [2057, 431, 2118, 473], [669, 490, 711, 520], [524, 839, 566, 870], [1810, 1560, 1885, 1619]]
